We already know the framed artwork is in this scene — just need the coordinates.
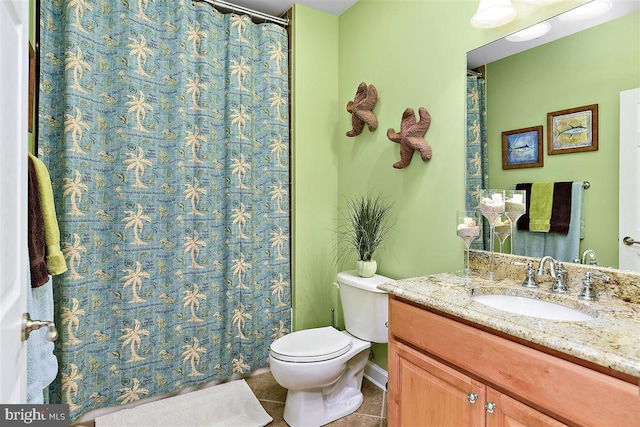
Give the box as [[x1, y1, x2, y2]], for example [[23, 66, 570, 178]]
[[501, 125, 543, 169], [547, 104, 598, 155]]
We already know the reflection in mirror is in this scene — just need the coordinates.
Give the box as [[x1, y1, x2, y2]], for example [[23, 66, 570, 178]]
[[465, 1, 640, 270]]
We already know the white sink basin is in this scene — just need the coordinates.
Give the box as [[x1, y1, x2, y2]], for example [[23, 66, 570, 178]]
[[473, 294, 595, 321]]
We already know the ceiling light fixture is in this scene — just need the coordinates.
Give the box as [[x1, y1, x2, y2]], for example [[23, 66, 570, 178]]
[[505, 21, 552, 42], [471, 0, 518, 29], [558, 0, 612, 21]]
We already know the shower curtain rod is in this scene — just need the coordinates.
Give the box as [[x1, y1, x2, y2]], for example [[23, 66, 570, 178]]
[[195, 0, 290, 26], [467, 69, 483, 77]]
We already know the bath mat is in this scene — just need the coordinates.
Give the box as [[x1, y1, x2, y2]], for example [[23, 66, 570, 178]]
[[95, 379, 272, 427]]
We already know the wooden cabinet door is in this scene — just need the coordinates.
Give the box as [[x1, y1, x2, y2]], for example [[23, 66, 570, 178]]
[[485, 387, 567, 427], [389, 339, 485, 427]]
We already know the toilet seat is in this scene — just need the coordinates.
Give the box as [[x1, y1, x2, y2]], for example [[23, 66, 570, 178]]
[[270, 327, 352, 363]]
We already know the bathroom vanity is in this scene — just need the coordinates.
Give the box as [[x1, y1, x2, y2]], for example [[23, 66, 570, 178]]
[[380, 253, 640, 427]]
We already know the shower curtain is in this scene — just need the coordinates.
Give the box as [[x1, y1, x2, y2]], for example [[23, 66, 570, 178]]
[[466, 75, 488, 249], [38, 0, 290, 420]]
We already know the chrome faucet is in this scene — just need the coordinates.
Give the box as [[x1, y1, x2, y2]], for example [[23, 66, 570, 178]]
[[537, 256, 558, 279], [581, 249, 599, 266], [537, 256, 569, 293]]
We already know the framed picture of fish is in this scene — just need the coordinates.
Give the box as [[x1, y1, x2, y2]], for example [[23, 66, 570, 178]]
[[547, 104, 598, 155], [502, 125, 544, 169]]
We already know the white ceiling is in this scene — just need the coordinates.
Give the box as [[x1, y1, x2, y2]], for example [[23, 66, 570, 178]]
[[467, 0, 640, 68], [223, 0, 359, 17]]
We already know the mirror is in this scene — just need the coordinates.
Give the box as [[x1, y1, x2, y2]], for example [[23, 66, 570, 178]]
[[466, 1, 640, 270]]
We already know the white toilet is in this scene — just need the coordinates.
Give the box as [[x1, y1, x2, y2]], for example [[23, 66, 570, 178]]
[[269, 270, 390, 427]]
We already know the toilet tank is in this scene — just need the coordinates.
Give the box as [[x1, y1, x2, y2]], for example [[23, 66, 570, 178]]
[[337, 270, 390, 343]]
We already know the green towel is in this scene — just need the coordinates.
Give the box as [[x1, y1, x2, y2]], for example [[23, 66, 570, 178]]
[[28, 153, 68, 276], [529, 182, 554, 232]]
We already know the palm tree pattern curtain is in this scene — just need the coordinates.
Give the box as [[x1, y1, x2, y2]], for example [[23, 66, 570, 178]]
[[39, 0, 290, 420], [466, 75, 488, 249]]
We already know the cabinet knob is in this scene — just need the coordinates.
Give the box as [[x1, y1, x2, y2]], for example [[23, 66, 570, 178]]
[[484, 402, 497, 413], [466, 393, 478, 404]]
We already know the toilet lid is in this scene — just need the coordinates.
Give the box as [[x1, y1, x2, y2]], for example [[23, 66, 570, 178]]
[[269, 327, 352, 362]]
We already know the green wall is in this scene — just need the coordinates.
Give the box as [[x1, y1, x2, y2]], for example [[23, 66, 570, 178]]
[[290, 0, 591, 370], [335, 1, 472, 368], [291, 6, 340, 331], [487, 12, 640, 268]]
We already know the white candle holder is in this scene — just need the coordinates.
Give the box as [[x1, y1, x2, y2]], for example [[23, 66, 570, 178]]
[[504, 189, 526, 254], [456, 210, 482, 277], [480, 189, 505, 280]]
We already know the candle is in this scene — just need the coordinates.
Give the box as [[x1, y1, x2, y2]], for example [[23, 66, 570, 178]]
[[463, 217, 473, 226], [491, 193, 503, 203], [511, 194, 523, 204]]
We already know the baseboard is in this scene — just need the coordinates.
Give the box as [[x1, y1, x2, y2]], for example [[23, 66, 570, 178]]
[[364, 361, 388, 391], [249, 366, 271, 377]]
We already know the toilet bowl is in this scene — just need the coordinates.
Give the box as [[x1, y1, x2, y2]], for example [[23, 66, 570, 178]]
[[269, 271, 390, 427]]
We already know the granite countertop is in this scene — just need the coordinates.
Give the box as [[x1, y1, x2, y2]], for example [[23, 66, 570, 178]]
[[379, 272, 640, 378]]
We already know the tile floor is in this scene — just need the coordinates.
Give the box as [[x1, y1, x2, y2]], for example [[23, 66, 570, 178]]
[[246, 371, 388, 427], [75, 371, 387, 427]]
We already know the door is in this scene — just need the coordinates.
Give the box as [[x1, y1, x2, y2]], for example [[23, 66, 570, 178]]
[[485, 387, 567, 427], [619, 88, 640, 271], [388, 339, 485, 427], [0, 0, 29, 403]]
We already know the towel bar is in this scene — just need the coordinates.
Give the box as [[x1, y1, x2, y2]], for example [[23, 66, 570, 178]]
[[511, 181, 590, 189]]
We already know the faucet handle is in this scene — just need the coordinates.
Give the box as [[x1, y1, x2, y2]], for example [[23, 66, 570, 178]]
[[586, 272, 610, 282], [550, 262, 569, 293], [511, 261, 538, 288], [578, 272, 611, 301]]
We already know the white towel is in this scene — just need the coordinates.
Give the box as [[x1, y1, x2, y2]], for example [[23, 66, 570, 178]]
[[27, 275, 58, 404]]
